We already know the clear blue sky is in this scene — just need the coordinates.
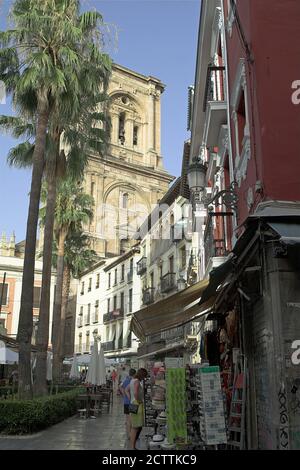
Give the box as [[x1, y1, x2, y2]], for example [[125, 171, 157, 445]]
[[0, 0, 200, 241]]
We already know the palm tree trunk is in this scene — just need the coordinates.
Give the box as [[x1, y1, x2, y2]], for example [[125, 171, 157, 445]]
[[52, 228, 67, 382], [59, 264, 71, 366], [34, 176, 57, 396], [17, 106, 49, 400]]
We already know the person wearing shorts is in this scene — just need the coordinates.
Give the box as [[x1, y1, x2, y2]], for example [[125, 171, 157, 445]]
[[120, 368, 136, 439]]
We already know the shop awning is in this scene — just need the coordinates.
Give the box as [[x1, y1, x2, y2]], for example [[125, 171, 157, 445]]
[[137, 340, 185, 360], [198, 257, 235, 307], [131, 278, 213, 341]]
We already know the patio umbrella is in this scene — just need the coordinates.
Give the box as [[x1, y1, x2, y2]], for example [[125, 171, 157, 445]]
[[69, 354, 80, 379], [97, 342, 106, 386], [0, 345, 18, 364], [46, 351, 52, 381], [85, 340, 98, 385]]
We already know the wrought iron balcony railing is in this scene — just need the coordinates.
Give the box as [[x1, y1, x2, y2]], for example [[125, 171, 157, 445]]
[[142, 287, 155, 305], [160, 272, 176, 294], [103, 309, 124, 323], [204, 211, 233, 270], [136, 257, 147, 275], [102, 341, 115, 352], [203, 65, 226, 112]]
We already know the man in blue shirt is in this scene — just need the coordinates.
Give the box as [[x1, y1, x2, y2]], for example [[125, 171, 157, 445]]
[[120, 368, 136, 439]]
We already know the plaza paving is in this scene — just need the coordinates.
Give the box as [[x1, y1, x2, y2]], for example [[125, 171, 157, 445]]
[[0, 395, 144, 450]]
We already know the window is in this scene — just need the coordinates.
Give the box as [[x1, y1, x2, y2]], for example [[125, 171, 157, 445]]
[[133, 126, 138, 145], [122, 193, 128, 209], [33, 286, 41, 309], [80, 282, 84, 295], [85, 304, 91, 325], [120, 292, 124, 313], [150, 272, 154, 288], [114, 269, 117, 286], [130, 258, 133, 273], [237, 91, 246, 153], [91, 182, 95, 197], [113, 295, 117, 311], [169, 256, 174, 274], [121, 264, 125, 281], [108, 273, 111, 289], [119, 112, 125, 145], [86, 331, 90, 351], [107, 298, 110, 313], [94, 300, 99, 323], [106, 326, 109, 341], [129, 289, 133, 313], [180, 247, 186, 270], [159, 265, 163, 279], [79, 333, 82, 352], [0, 283, 8, 306], [96, 273, 100, 289], [88, 278, 92, 292], [80, 306, 83, 316]]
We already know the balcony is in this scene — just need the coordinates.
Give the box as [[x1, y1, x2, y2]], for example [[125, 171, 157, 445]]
[[142, 287, 155, 305], [103, 309, 124, 323], [102, 341, 115, 352], [136, 257, 147, 275], [160, 273, 176, 294], [127, 270, 133, 283], [203, 65, 227, 148], [204, 211, 233, 273]]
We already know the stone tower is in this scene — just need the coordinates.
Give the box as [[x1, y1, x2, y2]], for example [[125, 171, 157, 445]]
[[84, 63, 174, 257]]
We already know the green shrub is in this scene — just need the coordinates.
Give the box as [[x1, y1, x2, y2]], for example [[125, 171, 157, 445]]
[[0, 389, 82, 435]]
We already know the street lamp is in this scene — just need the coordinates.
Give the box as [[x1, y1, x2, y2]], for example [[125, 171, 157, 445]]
[[187, 154, 238, 211]]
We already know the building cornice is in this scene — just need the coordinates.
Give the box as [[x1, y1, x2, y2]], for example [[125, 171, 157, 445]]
[[112, 63, 165, 92], [88, 154, 175, 184]]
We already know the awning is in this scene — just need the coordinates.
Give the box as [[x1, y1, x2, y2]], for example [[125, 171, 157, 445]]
[[137, 340, 185, 360], [131, 278, 213, 341], [199, 257, 235, 306], [267, 221, 300, 245]]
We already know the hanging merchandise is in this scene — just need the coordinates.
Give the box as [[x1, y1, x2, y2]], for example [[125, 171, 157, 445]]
[[197, 365, 227, 446], [165, 368, 188, 445]]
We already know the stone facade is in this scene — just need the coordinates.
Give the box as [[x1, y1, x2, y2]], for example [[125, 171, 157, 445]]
[[83, 63, 174, 257]]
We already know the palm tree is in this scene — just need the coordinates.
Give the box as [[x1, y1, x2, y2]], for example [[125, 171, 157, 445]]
[[52, 231, 98, 365], [51, 178, 94, 381], [0, 0, 111, 398]]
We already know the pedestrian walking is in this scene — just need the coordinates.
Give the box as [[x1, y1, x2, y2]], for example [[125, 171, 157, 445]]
[[111, 369, 117, 392], [128, 368, 148, 450], [119, 368, 136, 439]]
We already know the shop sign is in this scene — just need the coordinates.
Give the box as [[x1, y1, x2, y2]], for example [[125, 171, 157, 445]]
[[165, 357, 184, 368]]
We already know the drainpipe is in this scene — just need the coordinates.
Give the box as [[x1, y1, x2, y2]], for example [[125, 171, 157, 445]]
[[220, 1, 238, 243]]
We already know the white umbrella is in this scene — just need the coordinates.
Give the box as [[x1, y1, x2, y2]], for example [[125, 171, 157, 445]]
[[46, 351, 52, 381], [85, 340, 98, 385], [97, 343, 106, 386], [0, 346, 18, 365], [69, 354, 80, 379]]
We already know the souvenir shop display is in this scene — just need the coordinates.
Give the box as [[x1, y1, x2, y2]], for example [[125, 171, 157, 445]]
[[165, 368, 188, 445], [197, 365, 227, 446]]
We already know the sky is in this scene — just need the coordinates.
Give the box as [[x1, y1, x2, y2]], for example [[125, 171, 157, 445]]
[[0, 0, 200, 241]]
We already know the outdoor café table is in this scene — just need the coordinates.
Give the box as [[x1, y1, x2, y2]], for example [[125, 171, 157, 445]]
[[77, 394, 91, 418]]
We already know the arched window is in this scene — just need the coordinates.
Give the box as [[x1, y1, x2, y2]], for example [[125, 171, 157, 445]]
[[133, 126, 138, 145], [119, 112, 125, 145], [122, 193, 129, 209]]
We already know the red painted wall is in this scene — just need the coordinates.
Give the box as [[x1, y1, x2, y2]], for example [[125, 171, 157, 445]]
[[226, 0, 300, 225]]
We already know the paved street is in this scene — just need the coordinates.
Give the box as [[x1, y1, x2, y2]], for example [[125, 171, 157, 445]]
[[0, 395, 138, 450]]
